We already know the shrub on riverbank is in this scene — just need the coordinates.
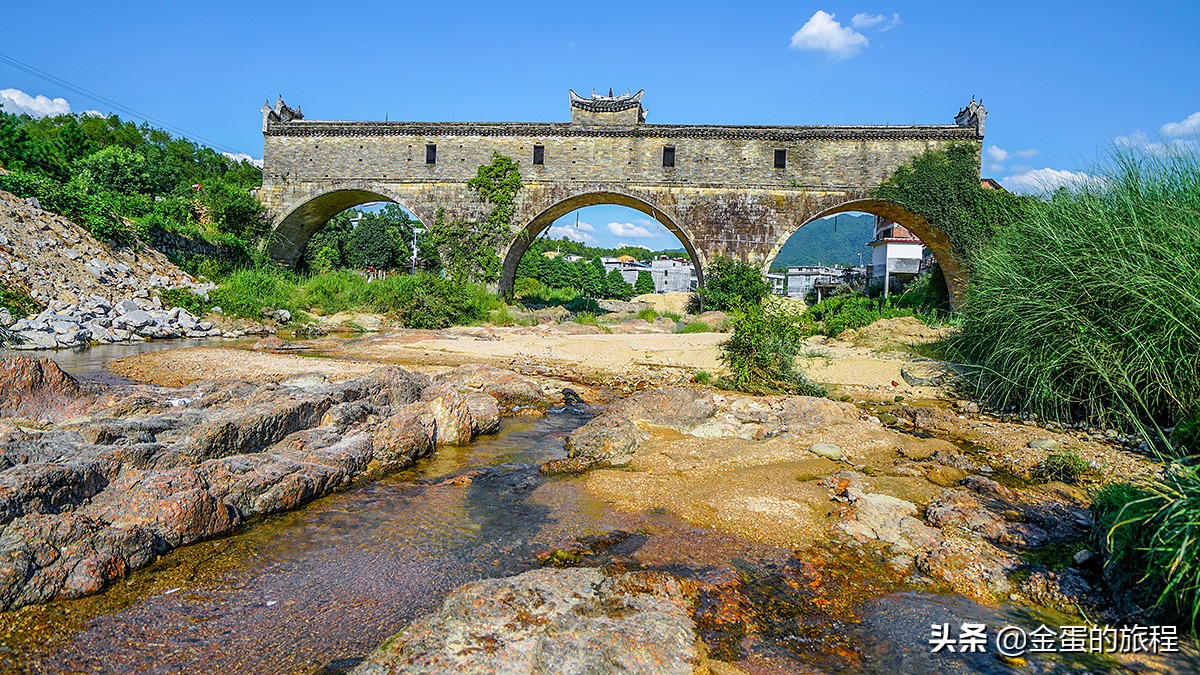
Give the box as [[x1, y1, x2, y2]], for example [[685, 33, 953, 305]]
[[688, 257, 769, 313], [208, 269, 498, 328], [718, 301, 825, 396], [951, 149, 1200, 435]]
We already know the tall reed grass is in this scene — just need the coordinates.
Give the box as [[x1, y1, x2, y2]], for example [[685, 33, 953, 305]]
[[953, 148, 1200, 433]]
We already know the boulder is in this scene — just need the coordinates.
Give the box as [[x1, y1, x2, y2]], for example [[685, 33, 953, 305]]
[[352, 568, 705, 675], [0, 357, 90, 419]]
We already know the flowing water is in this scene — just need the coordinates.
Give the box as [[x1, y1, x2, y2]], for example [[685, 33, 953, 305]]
[[2, 344, 1193, 673]]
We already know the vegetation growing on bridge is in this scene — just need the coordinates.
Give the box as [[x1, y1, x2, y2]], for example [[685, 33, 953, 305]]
[[429, 152, 522, 284], [873, 142, 1025, 264]]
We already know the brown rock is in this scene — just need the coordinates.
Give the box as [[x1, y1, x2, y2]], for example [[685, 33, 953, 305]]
[[372, 403, 437, 471], [0, 357, 90, 420]]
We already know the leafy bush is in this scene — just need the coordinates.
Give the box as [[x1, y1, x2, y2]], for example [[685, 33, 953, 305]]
[[804, 293, 913, 337], [0, 168, 136, 244], [718, 301, 826, 396], [157, 286, 207, 316], [688, 257, 769, 313], [1094, 467, 1200, 628], [358, 272, 493, 328], [1033, 451, 1094, 484], [951, 148, 1200, 432]]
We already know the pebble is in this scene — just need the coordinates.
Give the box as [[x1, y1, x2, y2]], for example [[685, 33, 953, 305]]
[[807, 443, 844, 461]]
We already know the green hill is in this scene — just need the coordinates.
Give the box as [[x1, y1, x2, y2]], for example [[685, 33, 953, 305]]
[[770, 213, 875, 269]]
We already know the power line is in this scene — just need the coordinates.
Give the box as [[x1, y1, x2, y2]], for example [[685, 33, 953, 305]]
[[0, 51, 244, 155]]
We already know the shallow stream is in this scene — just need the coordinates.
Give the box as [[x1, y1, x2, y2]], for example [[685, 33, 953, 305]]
[[1, 344, 1192, 673]]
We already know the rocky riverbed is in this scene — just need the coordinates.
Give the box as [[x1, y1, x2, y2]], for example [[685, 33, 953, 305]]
[[0, 355, 553, 611], [3, 323, 1196, 674]]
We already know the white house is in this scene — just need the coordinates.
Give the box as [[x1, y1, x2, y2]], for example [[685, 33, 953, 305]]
[[868, 216, 924, 295], [649, 257, 697, 293]]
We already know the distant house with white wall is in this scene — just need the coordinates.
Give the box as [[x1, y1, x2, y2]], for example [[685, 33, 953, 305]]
[[600, 256, 653, 286], [868, 216, 924, 295], [786, 265, 845, 299], [766, 272, 787, 296], [650, 257, 697, 293]]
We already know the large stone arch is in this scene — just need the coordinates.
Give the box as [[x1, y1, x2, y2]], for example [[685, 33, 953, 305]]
[[266, 183, 436, 266], [499, 188, 705, 295], [765, 198, 968, 309]]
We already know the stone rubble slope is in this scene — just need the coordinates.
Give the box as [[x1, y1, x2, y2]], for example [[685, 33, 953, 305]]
[[0, 188, 211, 347], [0, 357, 552, 611]]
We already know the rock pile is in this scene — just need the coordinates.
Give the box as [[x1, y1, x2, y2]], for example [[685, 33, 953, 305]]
[[3, 296, 219, 349], [0, 356, 551, 611]]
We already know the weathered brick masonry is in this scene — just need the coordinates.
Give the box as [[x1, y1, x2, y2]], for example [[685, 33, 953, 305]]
[[259, 91, 984, 306]]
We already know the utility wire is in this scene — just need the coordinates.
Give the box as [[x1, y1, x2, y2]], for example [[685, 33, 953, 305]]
[[0, 51, 244, 155]]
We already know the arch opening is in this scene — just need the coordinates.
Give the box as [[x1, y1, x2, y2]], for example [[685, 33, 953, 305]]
[[268, 188, 432, 268], [766, 198, 967, 310], [499, 191, 705, 299]]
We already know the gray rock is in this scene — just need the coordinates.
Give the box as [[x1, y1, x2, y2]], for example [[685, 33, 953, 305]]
[[808, 442, 845, 461], [119, 299, 141, 314], [122, 310, 154, 328], [352, 568, 704, 675], [49, 320, 78, 335], [1027, 438, 1060, 450]]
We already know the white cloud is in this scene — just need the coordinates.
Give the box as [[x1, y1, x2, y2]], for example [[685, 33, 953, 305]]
[[546, 225, 597, 244], [789, 11, 869, 59], [1002, 167, 1098, 194], [0, 87, 71, 117], [986, 146, 1009, 162], [1161, 111, 1200, 138], [1115, 128, 1195, 155], [987, 145, 1039, 164], [222, 151, 264, 168], [618, 243, 652, 250], [606, 221, 657, 238], [851, 12, 901, 31]]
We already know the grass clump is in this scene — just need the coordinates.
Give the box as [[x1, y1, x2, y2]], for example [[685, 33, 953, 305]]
[[1033, 451, 1095, 484], [0, 284, 40, 318], [1093, 469, 1200, 628], [208, 268, 300, 320], [693, 370, 713, 385], [157, 286, 208, 316], [676, 321, 712, 334], [718, 301, 826, 397], [951, 148, 1200, 434], [636, 307, 658, 322]]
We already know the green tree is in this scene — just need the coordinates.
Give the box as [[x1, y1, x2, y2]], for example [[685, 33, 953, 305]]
[[634, 270, 655, 295], [688, 257, 769, 312], [604, 268, 635, 300], [74, 146, 151, 195], [430, 152, 522, 283]]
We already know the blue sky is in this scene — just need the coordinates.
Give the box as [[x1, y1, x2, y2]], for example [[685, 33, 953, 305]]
[[2, 1, 1198, 251]]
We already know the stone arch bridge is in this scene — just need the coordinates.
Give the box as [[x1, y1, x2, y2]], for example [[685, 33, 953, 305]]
[[258, 91, 985, 307]]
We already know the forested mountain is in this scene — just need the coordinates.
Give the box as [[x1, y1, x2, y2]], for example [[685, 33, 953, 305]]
[[770, 213, 874, 269]]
